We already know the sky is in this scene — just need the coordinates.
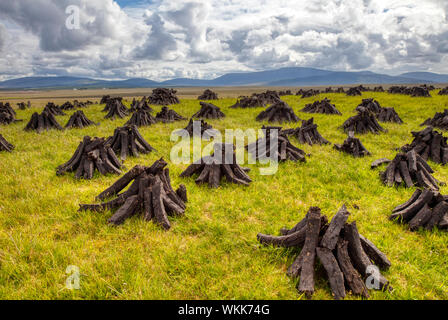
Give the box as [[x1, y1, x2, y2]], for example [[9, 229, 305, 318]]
[[0, 0, 447, 81]]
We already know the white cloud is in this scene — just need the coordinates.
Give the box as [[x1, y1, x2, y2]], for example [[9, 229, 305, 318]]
[[0, 0, 447, 81]]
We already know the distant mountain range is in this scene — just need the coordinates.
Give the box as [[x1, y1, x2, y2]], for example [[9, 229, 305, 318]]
[[1, 67, 447, 90]]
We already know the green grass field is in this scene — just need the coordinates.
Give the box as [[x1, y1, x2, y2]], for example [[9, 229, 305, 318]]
[[0, 91, 447, 300]]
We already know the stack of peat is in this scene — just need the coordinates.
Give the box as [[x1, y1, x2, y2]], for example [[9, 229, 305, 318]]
[[102, 97, 124, 112], [336, 87, 345, 93], [438, 87, 448, 95], [256, 90, 281, 104], [17, 102, 30, 110], [256, 101, 300, 123], [246, 126, 306, 162], [101, 95, 112, 104], [130, 97, 152, 113], [388, 86, 409, 95], [410, 87, 431, 97], [155, 107, 186, 123], [283, 118, 330, 145], [180, 143, 252, 188], [106, 125, 155, 161], [373, 86, 384, 92], [301, 98, 341, 115], [25, 111, 63, 133], [390, 189, 448, 231], [73, 100, 93, 108], [57, 136, 122, 179], [193, 102, 225, 119], [379, 150, 442, 190], [341, 107, 385, 134], [420, 110, 448, 130], [177, 118, 217, 139], [105, 100, 129, 119], [0, 103, 21, 125], [230, 96, 266, 108], [0, 134, 14, 152], [61, 101, 75, 110], [300, 89, 320, 99], [65, 111, 98, 129], [356, 99, 382, 114], [198, 89, 219, 100], [279, 90, 292, 96], [79, 159, 187, 229], [125, 108, 156, 127], [377, 107, 403, 123], [44, 103, 66, 116], [148, 88, 180, 105], [346, 88, 362, 96], [400, 126, 448, 164], [334, 131, 370, 157], [257, 205, 391, 299], [324, 87, 334, 93]]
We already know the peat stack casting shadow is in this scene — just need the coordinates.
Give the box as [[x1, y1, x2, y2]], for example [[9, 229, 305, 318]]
[[130, 96, 153, 113], [300, 98, 341, 115], [230, 96, 266, 108], [257, 205, 391, 299], [24, 111, 63, 133], [106, 125, 155, 161], [400, 126, 448, 165], [155, 107, 187, 123], [390, 189, 448, 232], [341, 107, 386, 134], [421, 109, 448, 130], [65, 110, 98, 129], [377, 150, 443, 190], [334, 131, 370, 157], [148, 88, 180, 105], [126, 108, 156, 127], [192, 102, 226, 119], [246, 126, 307, 162], [180, 143, 252, 188], [79, 159, 187, 230], [256, 101, 300, 123], [198, 89, 219, 100], [105, 100, 130, 120], [283, 118, 330, 145], [57, 136, 122, 179], [44, 103, 66, 116], [0, 102, 22, 125]]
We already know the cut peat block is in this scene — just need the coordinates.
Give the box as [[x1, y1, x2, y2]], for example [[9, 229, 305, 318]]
[[106, 125, 155, 161], [198, 89, 219, 100], [230, 96, 266, 108], [246, 126, 306, 162], [57, 136, 122, 179], [24, 111, 63, 133], [130, 96, 153, 113], [155, 106, 187, 123], [421, 109, 448, 130], [256, 101, 300, 123], [180, 143, 252, 188], [400, 126, 448, 165], [192, 102, 225, 119], [125, 109, 156, 127], [341, 108, 386, 134], [300, 98, 341, 115], [283, 118, 330, 145], [334, 131, 370, 157], [0, 102, 22, 125], [378, 150, 443, 190], [390, 189, 448, 231], [0, 134, 14, 152], [346, 87, 362, 96], [43, 103, 66, 116], [148, 88, 180, 105], [258, 205, 391, 299], [105, 100, 130, 120], [79, 158, 187, 230], [438, 87, 448, 95], [65, 110, 98, 129], [176, 118, 217, 139], [371, 158, 391, 169]]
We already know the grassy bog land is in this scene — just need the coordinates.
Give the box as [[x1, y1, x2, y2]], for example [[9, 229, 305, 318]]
[[0, 90, 447, 299]]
